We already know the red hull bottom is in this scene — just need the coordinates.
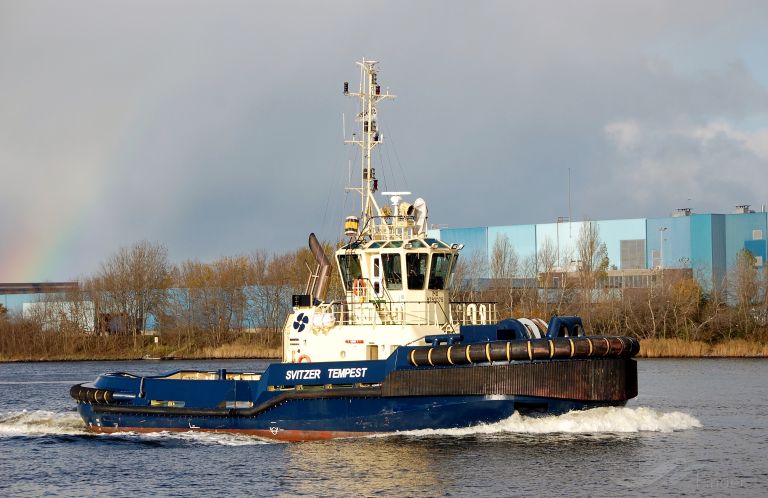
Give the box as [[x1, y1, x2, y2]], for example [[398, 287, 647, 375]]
[[86, 425, 375, 442]]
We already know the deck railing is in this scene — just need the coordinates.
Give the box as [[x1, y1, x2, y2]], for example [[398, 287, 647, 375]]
[[313, 300, 497, 328], [369, 215, 416, 240], [449, 301, 498, 326]]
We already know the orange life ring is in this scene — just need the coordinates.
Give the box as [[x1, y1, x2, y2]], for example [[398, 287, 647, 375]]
[[297, 354, 311, 363], [352, 279, 366, 297]]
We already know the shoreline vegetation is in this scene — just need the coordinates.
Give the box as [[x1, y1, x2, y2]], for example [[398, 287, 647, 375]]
[[0, 330, 282, 363], [0, 336, 768, 363], [2, 236, 768, 362], [1, 336, 766, 362], [638, 338, 768, 358]]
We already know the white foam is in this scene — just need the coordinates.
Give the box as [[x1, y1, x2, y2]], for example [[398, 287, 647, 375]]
[[0, 410, 86, 436], [0, 409, 269, 445], [113, 430, 270, 446], [1, 406, 700, 443], [378, 407, 702, 438]]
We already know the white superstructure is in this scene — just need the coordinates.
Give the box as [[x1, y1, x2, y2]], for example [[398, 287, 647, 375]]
[[283, 59, 496, 364]]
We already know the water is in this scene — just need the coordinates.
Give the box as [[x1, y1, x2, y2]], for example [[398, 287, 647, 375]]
[[0, 359, 765, 497]]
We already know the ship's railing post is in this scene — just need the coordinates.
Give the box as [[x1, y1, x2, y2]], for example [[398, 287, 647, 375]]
[[448, 301, 498, 326]]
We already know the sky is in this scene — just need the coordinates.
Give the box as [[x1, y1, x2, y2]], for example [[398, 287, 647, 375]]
[[1, 0, 767, 282]]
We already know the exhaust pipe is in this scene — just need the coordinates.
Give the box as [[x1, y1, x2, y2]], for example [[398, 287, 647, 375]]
[[309, 233, 331, 303]]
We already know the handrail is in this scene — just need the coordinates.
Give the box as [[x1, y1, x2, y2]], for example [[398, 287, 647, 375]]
[[369, 215, 417, 240], [92, 385, 384, 418], [449, 301, 498, 326], [317, 300, 497, 327]]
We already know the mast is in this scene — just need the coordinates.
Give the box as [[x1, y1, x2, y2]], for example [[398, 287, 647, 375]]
[[344, 58, 395, 238]]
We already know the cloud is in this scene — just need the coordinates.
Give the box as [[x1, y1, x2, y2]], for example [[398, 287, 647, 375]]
[[691, 122, 768, 159], [603, 118, 768, 210], [1, 0, 767, 280]]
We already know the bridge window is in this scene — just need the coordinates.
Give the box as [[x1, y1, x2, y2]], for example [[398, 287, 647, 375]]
[[448, 254, 459, 287], [341, 241, 362, 250], [406, 253, 428, 289], [424, 238, 449, 248], [429, 253, 453, 289], [338, 254, 362, 290], [382, 254, 403, 290]]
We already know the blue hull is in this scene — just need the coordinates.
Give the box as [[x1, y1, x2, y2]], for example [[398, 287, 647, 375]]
[[77, 394, 623, 440], [72, 343, 637, 441]]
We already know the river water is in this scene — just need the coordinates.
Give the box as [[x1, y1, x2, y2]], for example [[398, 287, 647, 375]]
[[0, 358, 765, 497]]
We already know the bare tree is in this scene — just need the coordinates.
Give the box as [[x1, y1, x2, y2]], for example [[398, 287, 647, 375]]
[[450, 250, 487, 303], [92, 241, 171, 348], [732, 249, 759, 308], [761, 265, 768, 321], [668, 277, 704, 340], [537, 236, 557, 289], [26, 288, 93, 334], [490, 234, 519, 280], [172, 258, 243, 344], [576, 220, 608, 306], [246, 252, 294, 337], [518, 254, 539, 318], [245, 243, 337, 341], [489, 234, 519, 316]]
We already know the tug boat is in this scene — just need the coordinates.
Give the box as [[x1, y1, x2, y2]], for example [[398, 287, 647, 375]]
[[71, 59, 639, 441]]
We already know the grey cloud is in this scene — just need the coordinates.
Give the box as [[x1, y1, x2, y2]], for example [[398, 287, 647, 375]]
[[1, 0, 767, 280]]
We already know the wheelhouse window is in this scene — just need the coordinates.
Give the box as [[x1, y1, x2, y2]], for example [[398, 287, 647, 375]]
[[382, 253, 403, 290], [341, 241, 362, 250], [448, 253, 459, 288], [337, 254, 362, 291], [406, 253, 428, 290], [428, 253, 453, 290], [424, 238, 449, 248]]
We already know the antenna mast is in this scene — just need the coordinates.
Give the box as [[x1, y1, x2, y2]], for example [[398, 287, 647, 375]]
[[343, 58, 395, 238]]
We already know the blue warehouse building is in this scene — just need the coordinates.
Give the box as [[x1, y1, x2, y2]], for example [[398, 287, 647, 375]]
[[433, 207, 768, 291]]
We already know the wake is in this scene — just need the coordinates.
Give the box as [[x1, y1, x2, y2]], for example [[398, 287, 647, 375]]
[[0, 410, 267, 446], [377, 406, 701, 438], [0, 410, 85, 436], [0, 406, 701, 445]]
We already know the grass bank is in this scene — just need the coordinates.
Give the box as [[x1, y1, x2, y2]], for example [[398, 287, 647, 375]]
[[0, 343, 281, 362], [0, 325, 282, 362], [159, 341, 282, 361], [638, 338, 768, 358], [3, 323, 766, 361]]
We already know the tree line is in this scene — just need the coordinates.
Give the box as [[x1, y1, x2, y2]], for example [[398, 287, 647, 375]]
[[460, 221, 768, 343], [2, 225, 767, 360], [1, 240, 338, 359]]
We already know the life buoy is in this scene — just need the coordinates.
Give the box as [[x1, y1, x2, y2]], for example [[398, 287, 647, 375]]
[[297, 354, 311, 363], [352, 279, 366, 297]]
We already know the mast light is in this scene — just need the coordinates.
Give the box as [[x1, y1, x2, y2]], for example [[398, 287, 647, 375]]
[[344, 216, 360, 237]]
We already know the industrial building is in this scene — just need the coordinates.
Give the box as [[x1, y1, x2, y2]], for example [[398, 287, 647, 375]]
[[1, 282, 80, 316], [2, 208, 766, 315], [433, 206, 767, 291]]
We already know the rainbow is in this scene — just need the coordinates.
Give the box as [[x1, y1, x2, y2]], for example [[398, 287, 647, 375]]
[[1, 200, 91, 282]]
